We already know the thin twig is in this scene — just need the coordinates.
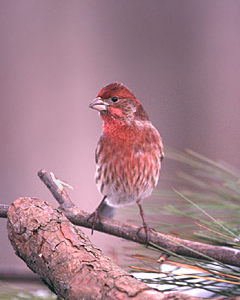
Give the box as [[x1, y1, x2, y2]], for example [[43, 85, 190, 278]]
[[37, 169, 240, 268], [38, 169, 76, 209], [1, 169, 240, 268]]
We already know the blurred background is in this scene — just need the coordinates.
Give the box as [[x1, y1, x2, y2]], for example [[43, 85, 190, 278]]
[[1, 0, 240, 273]]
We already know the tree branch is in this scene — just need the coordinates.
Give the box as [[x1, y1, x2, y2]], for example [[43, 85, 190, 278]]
[[7, 197, 164, 300], [1, 169, 240, 299], [37, 169, 240, 268], [1, 169, 240, 269], [8, 197, 227, 300]]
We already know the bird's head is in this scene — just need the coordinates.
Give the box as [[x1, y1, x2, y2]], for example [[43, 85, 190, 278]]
[[89, 83, 149, 122]]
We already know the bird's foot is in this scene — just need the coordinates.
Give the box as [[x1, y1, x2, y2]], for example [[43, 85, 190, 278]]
[[88, 196, 106, 234], [87, 209, 102, 235], [136, 222, 155, 245], [137, 201, 155, 245]]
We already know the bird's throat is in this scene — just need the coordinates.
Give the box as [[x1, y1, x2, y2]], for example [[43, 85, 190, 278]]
[[101, 115, 136, 144]]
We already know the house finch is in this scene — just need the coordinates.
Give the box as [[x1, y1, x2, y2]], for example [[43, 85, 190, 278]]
[[89, 83, 164, 243]]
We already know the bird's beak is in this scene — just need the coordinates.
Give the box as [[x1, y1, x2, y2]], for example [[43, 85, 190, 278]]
[[89, 97, 109, 112]]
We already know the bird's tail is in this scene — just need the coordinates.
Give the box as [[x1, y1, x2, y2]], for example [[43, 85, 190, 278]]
[[100, 200, 116, 218]]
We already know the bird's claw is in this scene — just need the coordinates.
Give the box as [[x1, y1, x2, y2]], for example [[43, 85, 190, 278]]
[[136, 223, 155, 245], [87, 210, 102, 235]]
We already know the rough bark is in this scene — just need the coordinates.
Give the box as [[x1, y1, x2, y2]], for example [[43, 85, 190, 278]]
[[1, 168, 239, 270], [3, 169, 240, 299], [38, 168, 240, 268], [2, 197, 240, 268], [7, 197, 164, 300], [5, 197, 237, 300]]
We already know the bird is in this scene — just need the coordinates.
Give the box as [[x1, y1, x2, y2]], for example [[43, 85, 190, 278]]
[[89, 83, 164, 243]]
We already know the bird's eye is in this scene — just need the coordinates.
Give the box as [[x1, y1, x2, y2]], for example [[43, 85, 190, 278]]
[[111, 96, 119, 102]]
